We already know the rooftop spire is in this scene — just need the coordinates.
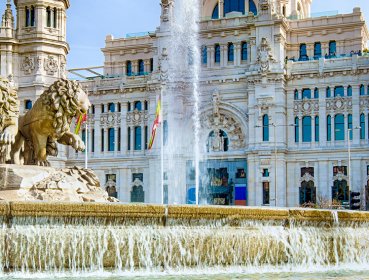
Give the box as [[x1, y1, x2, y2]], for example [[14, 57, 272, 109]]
[[1, 0, 14, 29]]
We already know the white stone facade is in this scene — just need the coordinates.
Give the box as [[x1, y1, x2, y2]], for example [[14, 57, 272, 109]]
[[2, 0, 369, 208]]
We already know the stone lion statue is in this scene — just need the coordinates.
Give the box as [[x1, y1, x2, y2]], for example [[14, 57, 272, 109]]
[[12, 79, 90, 166], [0, 77, 19, 164]]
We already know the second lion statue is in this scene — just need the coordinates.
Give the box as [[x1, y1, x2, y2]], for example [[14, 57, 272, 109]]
[[12, 79, 91, 166]]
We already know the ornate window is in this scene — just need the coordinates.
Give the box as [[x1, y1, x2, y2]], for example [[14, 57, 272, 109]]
[[334, 86, 344, 97], [134, 126, 142, 150], [332, 180, 349, 203], [314, 88, 319, 99], [315, 116, 319, 142], [126, 61, 132, 76], [302, 116, 312, 142], [262, 182, 270, 205], [295, 117, 299, 143], [134, 101, 142, 111], [207, 129, 229, 152], [131, 173, 145, 202], [329, 41, 336, 56], [202, 46, 207, 64], [212, 3, 219, 19], [105, 174, 117, 198], [228, 43, 234, 62], [347, 86, 352, 97], [348, 114, 353, 140], [224, 0, 245, 15], [138, 59, 145, 75], [262, 115, 269, 142], [360, 84, 365, 96], [326, 87, 331, 98], [314, 42, 322, 59], [108, 128, 115, 152], [302, 88, 311, 99], [334, 114, 345, 141], [241, 42, 248, 61], [214, 44, 221, 63], [299, 44, 308, 61], [360, 113, 365, 139], [300, 181, 316, 205], [327, 115, 332, 141]]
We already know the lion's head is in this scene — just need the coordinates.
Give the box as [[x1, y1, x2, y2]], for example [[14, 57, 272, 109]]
[[0, 77, 19, 130], [39, 79, 91, 136]]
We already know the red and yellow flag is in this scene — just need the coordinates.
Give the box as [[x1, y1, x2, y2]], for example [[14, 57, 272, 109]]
[[75, 113, 87, 135], [148, 97, 161, 150]]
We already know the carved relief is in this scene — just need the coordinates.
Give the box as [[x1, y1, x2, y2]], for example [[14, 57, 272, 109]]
[[161, 0, 174, 22], [44, 55, 59, 75], [326, 97, 352, 113], [100, 113, 121, 127], [300, 172, 315, 184], [21, 56, 35, 75], [126, 109, 148, 126], [256, 38, 275, 74], [158, 48, 169, 82], [294, 100, 320, 115]]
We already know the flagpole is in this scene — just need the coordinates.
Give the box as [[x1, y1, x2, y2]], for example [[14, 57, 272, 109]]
[[85, 120, 88, 169], [160, 89, 164, 205]]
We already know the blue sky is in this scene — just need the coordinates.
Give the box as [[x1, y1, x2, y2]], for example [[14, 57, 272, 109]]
[[1, 1, 369, 69]]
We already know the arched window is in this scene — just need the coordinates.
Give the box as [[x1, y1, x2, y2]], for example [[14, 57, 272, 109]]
[[326, 87, 331, 98], [134, 101, 142, 111], [53, 8, 57, 28], [134, 126, 142, 150], [314, 88, 319, 99], [214, 44, 221, 63], [228, 43, 234, 62], [262, 115, 269, 142], [282, 5, 286, 16], [327, 115, 332, 141], [299, 44, 308, 61], [348, 114, 353, 140], [329, 41, 336, 56], [294, 89, 299, 100], [108, 103, 115, 113], [25, 100, 32, 110], [249, 0, 257, 15], [334, 114, 344, 141], [332, 180, 349, 203], [144, 101, 148, 111], [334, 86, 344, 97], [314, 42, 322, 59], [360, 113, 365, 139], [208, 130, 229, 152], [241, 42, 248, 61], [224, 0, 245, 15], [126, 61, 132, 76], [360, 84, 365, 96], [46, 7, 51, 27], [25, 6, 30, 27], [347, 86, 352, 97], [108, 128, 115, 152], [295, 117, 299, 143], [300, 181, 316, 205], [138, 60, 145, 75], [212, 3, 219, 19], [150, 58, 154, 72], [30, 6, 35, 27], [315, 116, 319, 142], [302, 88, 311, 99], [302, 116, 312, 142], [202, 46, 207, 64]]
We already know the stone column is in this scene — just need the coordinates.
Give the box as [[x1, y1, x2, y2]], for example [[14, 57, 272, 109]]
[[219, 0, 224, 18], [352, 84, 360, 144], [130, 126, 134, 152], [94, 106, 102, 156], [209, 46, 214, 68], [35, 6, 43, 32], [220, 44, 225, 67], [141, 125, 145, 151], [207, 45, 211, 68], [319, 87, 327, 146], [235, 43, 241, 66], [250, 38, 257, 63], [122, 103, 128, 153], [311, 114, 316, 144], [114, 126, 119, 155]]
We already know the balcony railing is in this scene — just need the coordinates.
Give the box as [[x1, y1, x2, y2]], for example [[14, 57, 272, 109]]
[[287, 10, 338, 20], [125, 31, 154, 38]]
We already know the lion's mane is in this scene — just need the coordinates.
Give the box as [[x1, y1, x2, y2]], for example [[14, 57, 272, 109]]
[[38, 79, 83, 136], [0, 77, 19, 130]]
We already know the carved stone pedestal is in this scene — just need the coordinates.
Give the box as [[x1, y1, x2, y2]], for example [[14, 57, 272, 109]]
[[0, 165, 118, 203]]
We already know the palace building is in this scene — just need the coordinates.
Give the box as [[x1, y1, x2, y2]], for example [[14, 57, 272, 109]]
[[1, 0, 369, 208]]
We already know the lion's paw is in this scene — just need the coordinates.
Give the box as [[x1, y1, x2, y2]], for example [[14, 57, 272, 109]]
[[0, 131, 16, 145], [36, 160, 51, 167]]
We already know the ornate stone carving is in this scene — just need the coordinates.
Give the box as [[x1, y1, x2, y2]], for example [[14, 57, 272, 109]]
[[12, 79, 91, 166], [333, 172, 348, 182], [100, 113, 121, 127], [0, 77, 19, 164], [21, 56, 35, 75], [256, 38, 275, 74], [161, 0, 174, 22], [44, 55, 58, 75], [209, 129, 225, 152], [300, 172, 315, 183], [158, 48, 169, 82], [326, 97, 352, 113], [126, 109, 148, 126], [294, 100, 320, 115]]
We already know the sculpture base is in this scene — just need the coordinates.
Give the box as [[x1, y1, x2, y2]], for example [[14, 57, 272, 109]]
[[0, 164, 118, 203]]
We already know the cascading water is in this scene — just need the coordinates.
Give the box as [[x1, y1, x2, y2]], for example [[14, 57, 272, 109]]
[[164, 0, 202, 205]]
